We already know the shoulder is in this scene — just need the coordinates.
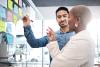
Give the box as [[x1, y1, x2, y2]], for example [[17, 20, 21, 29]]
[[71, 30, 90, 39]]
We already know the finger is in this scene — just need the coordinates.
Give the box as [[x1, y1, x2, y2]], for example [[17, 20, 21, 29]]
[[48, 27, 53, 31], [46, 31, 51, 38]]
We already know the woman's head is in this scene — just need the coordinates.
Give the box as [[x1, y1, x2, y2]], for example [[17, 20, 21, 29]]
[[68, 5, 92, 32]]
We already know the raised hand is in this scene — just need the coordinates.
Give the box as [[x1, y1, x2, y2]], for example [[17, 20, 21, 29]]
[[22, 15, 31, 26], [47, 27, 56, 42]]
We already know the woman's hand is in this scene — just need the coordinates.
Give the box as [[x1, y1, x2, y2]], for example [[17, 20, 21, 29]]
[[47, 27, 56, 42]]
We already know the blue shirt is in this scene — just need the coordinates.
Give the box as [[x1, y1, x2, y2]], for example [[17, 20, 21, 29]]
[[55, 30, 75, 50], [24, 25, 75, 50]]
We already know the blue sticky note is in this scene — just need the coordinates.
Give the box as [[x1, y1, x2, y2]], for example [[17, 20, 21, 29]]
[[0, 6, 6, 18], [6, 33, 14, 45], [14, 4, 18, 14], [6, 22, 12, 33]]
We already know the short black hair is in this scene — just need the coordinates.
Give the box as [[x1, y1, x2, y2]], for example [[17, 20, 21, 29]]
[[56, 7, 69, 15]]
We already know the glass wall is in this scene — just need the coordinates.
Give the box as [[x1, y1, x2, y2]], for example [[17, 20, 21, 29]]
[[0, 0, 50, 67]]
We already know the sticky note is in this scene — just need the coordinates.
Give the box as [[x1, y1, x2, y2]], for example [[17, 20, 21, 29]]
[[0, 20, 6, 32], [14, 4, 18, 14], [0, 6, 6, 18], [6, 22, 12, 33], [7, 10, 13, 22], [6, 33, 14, 45], [8, 0, 13, 10], [19, 8, 22, 17], [13, 15, 17, 24]]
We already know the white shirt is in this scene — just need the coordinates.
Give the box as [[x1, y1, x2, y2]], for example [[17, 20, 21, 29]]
[[47, 30, 95, 67]]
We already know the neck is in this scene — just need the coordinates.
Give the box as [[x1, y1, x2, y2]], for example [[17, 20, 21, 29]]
[[75, 26, 86, 33], [60, 26, 69, 33]]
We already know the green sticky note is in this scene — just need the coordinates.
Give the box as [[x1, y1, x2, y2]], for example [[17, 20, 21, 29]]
[[13, 15, 17, 24]]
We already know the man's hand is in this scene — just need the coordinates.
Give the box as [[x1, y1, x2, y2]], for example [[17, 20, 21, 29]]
[[47, 27, 56, 42], [22, 16, 31, 26]]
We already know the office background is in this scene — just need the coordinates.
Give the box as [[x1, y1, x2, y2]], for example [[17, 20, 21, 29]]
[[0, 0, 100, 67]]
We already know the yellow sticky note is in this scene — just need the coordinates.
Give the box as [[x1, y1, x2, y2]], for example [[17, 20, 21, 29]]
[[0, 20, 6, 32], [15, 0, 18, 4], [8, 0, 13, 10], [19, 8, 22, 17]]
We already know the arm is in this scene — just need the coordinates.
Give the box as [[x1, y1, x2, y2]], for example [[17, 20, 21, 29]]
[[47, 29, 90, 67], [23, 16, 49, 48], [24, 25, 49, 48], [47, 39, 90, 67], [46, 27, 59, 57]]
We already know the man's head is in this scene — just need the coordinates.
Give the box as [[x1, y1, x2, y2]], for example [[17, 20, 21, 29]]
[[56, 7, 69, 28], [68, 5, 92, 33]]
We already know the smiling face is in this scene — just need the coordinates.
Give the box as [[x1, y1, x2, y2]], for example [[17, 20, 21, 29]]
[[56, 10, 69, 28]]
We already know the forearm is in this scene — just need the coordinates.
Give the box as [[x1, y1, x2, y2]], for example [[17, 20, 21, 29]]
[[24, 25, 39, 48], [24, 25, 49, 48], [47, 41, 60, 58]]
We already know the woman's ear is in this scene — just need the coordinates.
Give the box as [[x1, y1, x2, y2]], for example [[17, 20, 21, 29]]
[[75, 19, 79, 28], [75, 17, 80, 27], [75, 23, 78, 28]]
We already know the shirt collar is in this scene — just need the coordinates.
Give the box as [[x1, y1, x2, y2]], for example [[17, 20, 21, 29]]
[[57, 30, 74, 34]]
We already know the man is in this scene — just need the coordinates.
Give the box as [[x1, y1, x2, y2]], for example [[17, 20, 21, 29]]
[[23, 7, 74, 50], [47, 5, 95, 67]]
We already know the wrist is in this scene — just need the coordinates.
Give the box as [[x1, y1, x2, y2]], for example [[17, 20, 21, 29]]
[[49, 38, 57, 42]]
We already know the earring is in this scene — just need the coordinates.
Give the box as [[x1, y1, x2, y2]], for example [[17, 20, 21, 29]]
[[75, 24, 78, 27]]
